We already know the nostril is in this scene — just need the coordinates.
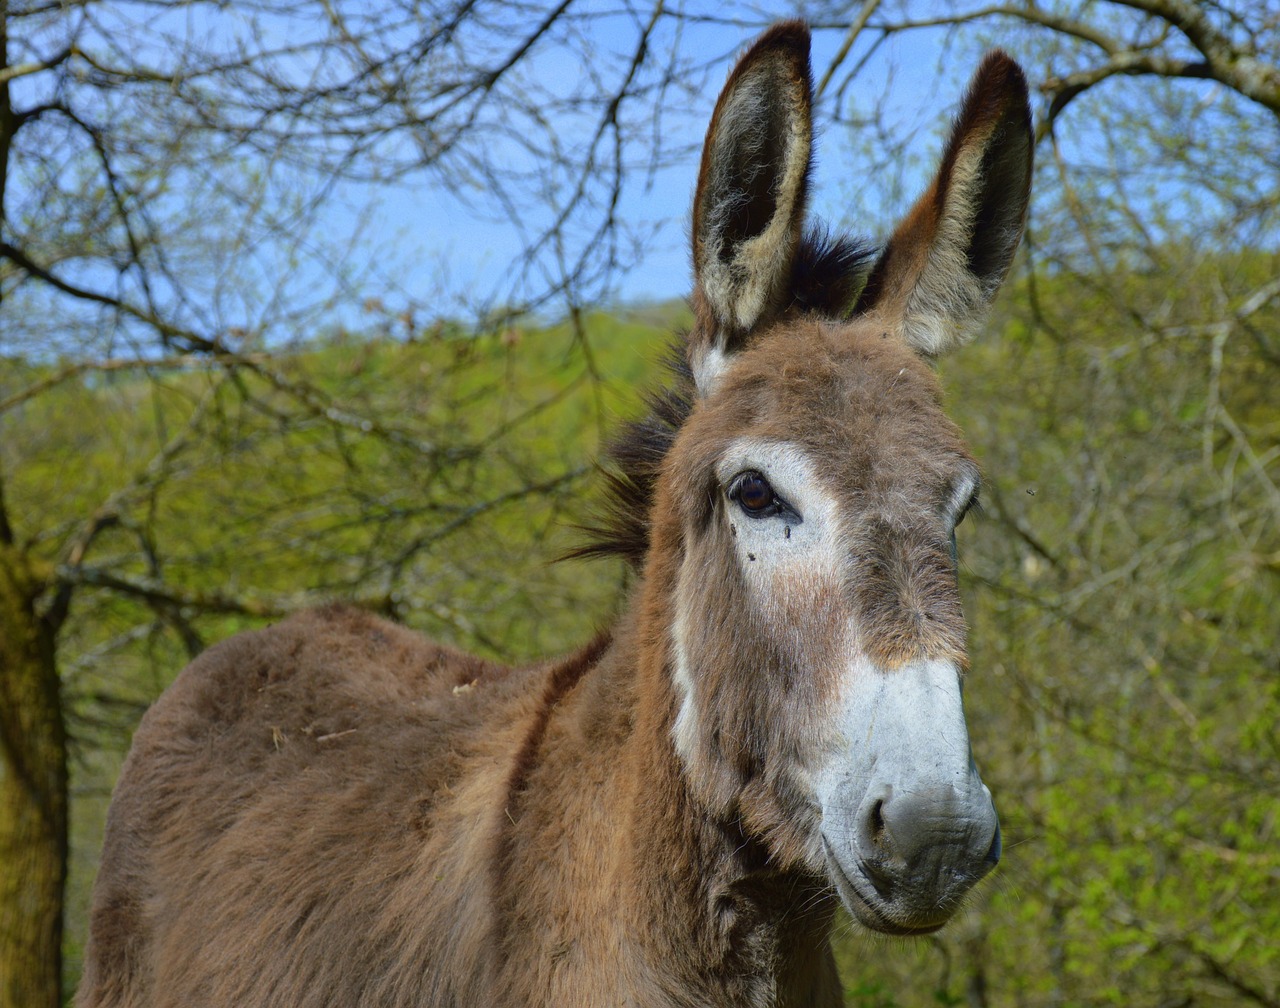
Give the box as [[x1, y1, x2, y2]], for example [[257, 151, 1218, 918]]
[[868, 798, 886, 844], [856, 789, 894, 857]]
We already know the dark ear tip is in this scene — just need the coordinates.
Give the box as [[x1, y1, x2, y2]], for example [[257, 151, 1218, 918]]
[[714, 21, 812, 115], [744, 19, 811, 62], [973, 49, 1031, 117]]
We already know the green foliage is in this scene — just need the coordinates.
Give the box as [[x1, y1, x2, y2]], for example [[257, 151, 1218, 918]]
[[15, 248, 1279, 1005], [1, 307, 682, 995], [835, 246, 1280, 1005], [844, 979, 902, 1008]]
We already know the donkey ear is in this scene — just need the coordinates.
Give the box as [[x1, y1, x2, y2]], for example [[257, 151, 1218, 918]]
[[690, 21, 812, 391], [856, 51, 1032, 357]]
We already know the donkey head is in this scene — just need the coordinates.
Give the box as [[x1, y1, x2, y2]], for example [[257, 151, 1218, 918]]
[[657, 22, 1032, 935]]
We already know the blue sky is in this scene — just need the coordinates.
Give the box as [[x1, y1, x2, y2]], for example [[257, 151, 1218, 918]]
[[342, 12, 968, 317], [26, 2, 1204, 352], [1, 3, 1025, 355], [7, 2, 1270, 357]]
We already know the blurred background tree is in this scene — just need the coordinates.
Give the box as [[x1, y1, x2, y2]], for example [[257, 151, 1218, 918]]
[[1, 2, 1276, 1006], [813, 2, 1279, 1005]]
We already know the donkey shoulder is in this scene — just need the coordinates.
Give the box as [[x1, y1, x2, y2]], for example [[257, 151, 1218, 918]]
[[118, 603, 539, 828], [84, 605, 528, 1007], [151, 603, 507, 738]]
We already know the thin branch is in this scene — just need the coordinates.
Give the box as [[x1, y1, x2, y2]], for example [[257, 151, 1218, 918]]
[[1098, 0, 1280, 115], [0, 355, 266, 416], [1040, 52, 1214, 137], [0, 46, 74, 85], [814, 0, 880, 101], [55, 565, 291, 619]]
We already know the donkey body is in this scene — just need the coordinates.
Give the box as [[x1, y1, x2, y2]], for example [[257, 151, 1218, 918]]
[[79, 22, 1032, 1008]]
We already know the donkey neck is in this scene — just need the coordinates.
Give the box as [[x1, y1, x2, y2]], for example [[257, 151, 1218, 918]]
[[493, 575, 840, 1006]]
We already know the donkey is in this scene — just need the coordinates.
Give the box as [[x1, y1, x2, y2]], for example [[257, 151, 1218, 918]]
[[79, 21, 1032, 1008]]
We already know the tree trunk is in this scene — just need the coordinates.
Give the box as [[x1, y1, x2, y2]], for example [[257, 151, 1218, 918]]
[[0, 545, 66, 1008]]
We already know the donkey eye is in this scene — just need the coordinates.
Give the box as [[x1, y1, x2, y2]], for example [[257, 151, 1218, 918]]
[[729, 471, 779, 517]]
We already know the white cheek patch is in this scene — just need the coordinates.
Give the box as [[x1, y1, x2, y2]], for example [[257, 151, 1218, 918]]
[[946, 466, 980, 522], [670, 438, 846, 766], [670, 587, 700, 766], [670, 438, 851, 765]]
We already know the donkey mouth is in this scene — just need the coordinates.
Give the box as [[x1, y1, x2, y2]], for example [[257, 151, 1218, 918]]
[[821, 837, 949, 937]]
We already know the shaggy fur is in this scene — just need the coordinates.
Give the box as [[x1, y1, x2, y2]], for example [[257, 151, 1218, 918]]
[[78, 21, 1032, 1008]]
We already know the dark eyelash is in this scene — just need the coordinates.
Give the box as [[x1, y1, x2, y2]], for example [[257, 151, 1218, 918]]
[[727, 472, 800, 522]]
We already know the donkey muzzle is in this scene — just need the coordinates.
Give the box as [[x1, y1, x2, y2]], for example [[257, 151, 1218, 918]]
[[815, 657, 1000, 934]]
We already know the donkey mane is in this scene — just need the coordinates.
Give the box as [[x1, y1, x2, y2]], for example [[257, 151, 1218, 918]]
[[577, 225, 876, 565]]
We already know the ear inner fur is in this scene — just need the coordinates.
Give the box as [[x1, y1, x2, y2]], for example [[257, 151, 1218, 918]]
[[691, 20, 814, 378]]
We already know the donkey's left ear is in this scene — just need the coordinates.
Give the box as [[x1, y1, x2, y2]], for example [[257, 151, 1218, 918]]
[[856, 52, 1032, 357], [690, 21, 812, 393]]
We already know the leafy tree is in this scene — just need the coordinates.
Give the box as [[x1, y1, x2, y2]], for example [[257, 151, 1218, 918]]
[[813, 2, 1279, 1004]]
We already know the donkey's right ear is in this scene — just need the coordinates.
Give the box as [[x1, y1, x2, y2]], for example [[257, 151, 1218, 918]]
[[855, 52, 1032, 358], [690, 21, 812, 395]]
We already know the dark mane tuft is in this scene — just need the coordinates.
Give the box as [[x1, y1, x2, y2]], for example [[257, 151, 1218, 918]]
[[570, 225, 875, 567], [567, 344, 695, 567], [791, 225, 878, 318]]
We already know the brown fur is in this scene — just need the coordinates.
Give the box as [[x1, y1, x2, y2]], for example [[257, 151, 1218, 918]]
[[652, 320, 977, 841], [79, 21, 1032, 1008]]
